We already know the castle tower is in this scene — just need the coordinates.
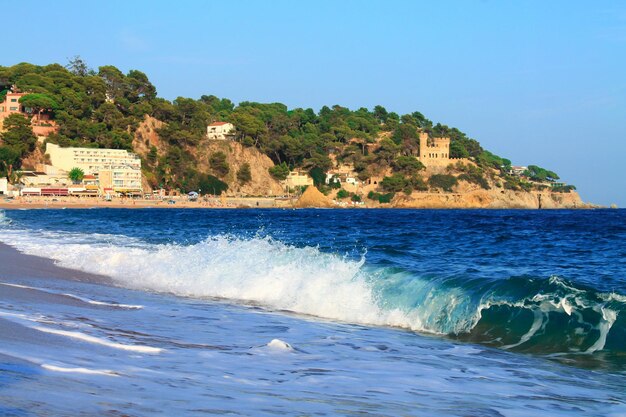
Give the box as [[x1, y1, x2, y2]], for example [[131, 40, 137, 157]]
[[419, 132, 450, 165]]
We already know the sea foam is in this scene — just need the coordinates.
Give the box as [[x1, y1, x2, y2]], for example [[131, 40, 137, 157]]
[[32, 326, 163, 353], [0, 282, 143, 309]]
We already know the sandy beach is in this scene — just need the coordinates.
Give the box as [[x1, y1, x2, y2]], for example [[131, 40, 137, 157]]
[[0, 196, 293, 210]]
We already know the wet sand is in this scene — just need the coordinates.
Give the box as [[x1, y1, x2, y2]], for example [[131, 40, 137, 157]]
[[0, 242, 110, 284]]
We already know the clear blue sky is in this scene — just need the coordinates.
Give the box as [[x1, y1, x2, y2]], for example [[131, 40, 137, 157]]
[[6, 1, 626, 206]]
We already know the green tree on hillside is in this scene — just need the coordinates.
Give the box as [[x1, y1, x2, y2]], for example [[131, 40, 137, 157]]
[[0, 114, 37, 156], [376, 138, 400, 165], [309, 166, 326, 187], [0, 146, 21, 179], [524, 165, 560, 182], [19, 93, 59, 114], [66, 56, 93, 77], [393, 156, 425, 175]]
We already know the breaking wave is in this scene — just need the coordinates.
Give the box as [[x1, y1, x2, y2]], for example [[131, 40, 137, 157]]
[[0, 223, 623, 357]]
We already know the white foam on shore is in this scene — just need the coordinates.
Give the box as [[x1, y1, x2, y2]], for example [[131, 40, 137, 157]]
[[41, 364, 119, 377], [0, 348, 120, 377], [0, 309, 46, 323], [0, 282, 143, 309], [31, 326, 163, 354]]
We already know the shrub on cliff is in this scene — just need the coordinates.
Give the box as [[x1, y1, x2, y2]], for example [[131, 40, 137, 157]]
[[378, 193, 394, 203], [410, 176, 428, 191], [198, 174, 228, 195], [209, 151, 230, 177], [269, 162, 289, 180], [237, 163, 252, 184], [336, 189, 350, 199], [429, 174, 458, 192], [551, 185, 576, 193], [367, 191, 394, 204], [380, 174, 408, 193], [455, 163, 490, 189]]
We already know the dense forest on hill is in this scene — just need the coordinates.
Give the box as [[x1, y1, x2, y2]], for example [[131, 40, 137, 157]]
[[0, 59, 572, 194]]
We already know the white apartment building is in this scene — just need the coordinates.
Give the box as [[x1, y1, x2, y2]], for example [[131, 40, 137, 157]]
[[45, 143, 142, 194]]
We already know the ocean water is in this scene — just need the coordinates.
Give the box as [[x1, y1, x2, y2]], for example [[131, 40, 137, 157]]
[[0, 208, 624, 416]]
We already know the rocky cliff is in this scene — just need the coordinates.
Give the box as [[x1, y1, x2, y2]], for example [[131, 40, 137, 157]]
[[198, 140, 284, 196], [132, 116, 283, 196], [392, 189, 587, 209]]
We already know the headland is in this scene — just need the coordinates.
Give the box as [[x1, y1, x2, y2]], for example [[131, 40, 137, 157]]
[[0, 61, 594, 209]]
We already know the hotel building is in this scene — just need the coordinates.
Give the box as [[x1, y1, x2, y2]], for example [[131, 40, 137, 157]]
[[45, 143, 143, 194]]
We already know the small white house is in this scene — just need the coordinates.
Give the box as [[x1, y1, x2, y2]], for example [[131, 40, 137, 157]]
[[510, 166, 528, 176], [207, 122, 235, 140], [325, 173, 339, 185], [0, 178, 7, 195]]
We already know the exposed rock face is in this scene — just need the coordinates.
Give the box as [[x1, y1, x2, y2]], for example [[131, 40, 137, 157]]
[[294, 186, 335, 208], [393, 189, 587, 209], [133, 115, 166, 156], [20, 145, 47, 170], [199, 140, 284, 196], [131, 117, 283, 196]]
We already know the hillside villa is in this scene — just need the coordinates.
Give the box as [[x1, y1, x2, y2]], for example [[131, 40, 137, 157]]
[[207, 122, 235, 140], [0, 87, 59, 137]]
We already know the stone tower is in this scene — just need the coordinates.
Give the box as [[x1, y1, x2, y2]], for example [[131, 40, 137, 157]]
[[419, 132, 450, 165]]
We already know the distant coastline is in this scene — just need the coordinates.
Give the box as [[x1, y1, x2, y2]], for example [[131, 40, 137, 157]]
[[0, 61, 592, 210], [0, 189, 599, 210]]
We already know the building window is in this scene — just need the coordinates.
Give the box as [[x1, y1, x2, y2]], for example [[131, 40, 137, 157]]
[[9, 107, 18, 111], [10, 99, 17, 102]]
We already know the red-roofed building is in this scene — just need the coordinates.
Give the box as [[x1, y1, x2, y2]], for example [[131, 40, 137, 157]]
[[207, 121, 235, 140]]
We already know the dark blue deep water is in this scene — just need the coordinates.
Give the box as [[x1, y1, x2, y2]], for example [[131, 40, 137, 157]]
[[0, 208, 625, 416]]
